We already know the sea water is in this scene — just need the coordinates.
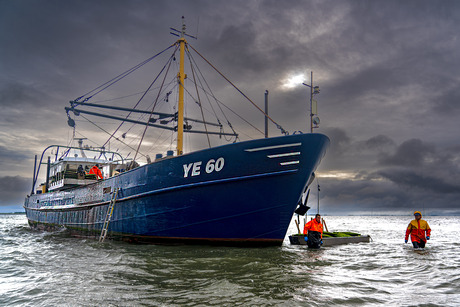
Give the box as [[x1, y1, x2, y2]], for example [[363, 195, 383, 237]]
[[1, 214, 459, 306]]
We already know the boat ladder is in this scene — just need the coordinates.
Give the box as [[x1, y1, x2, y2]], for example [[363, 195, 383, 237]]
[[99, 187, 119, 243]]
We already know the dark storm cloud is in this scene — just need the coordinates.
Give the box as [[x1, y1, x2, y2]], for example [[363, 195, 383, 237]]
[[319, 176, 412, 214], [433, 86, 460, 116], [0, 79, 49, 108], [197, 1, 344, 81], [0, 145, 29, 166], [318, 134, 460, 214], [212, 23, 261, 70], [320, 174, 460, 216], [315, 1, 460, 135], [378, 169, 460, 195], [363, 135, 395, 150], [379, 138, 460, 178], [327, 67, 401, 105], [326, 127, 351, 149], [376, 138, 460, 194], [0, 176, 30, 207], [319, 128, 396, 172], [379, 139, 435, 167], [1, 0, 460, 214], [319, 127, 351, 169]]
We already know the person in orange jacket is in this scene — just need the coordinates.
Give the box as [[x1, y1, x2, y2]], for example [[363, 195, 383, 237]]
[[405, 211, 431, 248], [304, 214, 324, 248], [88, 164, 103, 180]]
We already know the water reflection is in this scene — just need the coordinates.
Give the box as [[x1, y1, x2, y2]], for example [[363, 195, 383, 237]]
[[1, 215, 460, 306]]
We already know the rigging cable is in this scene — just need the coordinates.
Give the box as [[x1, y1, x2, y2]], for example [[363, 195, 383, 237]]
[[186, 49, 211, 148], [183, 78, 261, 139], [115, 76, 177, 151], [101, 45, 179, 149], [186, 46, 262, 137], [74, 44, 176, 103], [188, 44, 288, 135], [79, 114, 148, 158], [185, 48, 231, 132], [90, 83, 168, 104], [133, 46, 176, 163], [180, 78, 259, 140], [186, 49, 223, 127]]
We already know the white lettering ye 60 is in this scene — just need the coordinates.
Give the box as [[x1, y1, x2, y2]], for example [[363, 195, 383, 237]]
[[183, 157, 225, 178]]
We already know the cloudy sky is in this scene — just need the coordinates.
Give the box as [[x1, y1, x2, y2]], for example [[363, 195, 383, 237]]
[[1, 0, 459, 215]]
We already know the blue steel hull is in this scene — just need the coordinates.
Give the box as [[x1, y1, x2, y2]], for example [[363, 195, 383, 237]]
[[24, 133, 329, 246]]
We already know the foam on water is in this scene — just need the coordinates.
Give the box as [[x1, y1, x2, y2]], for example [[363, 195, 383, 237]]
[[1, 214, 459, 306]]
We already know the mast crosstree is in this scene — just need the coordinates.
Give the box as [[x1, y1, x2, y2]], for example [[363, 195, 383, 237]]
[[65, 17, 292, 162]]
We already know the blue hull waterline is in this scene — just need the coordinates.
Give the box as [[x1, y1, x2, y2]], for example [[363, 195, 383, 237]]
[[24, 133, 329, 246]]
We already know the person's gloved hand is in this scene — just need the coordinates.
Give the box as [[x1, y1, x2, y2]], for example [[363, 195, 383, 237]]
[[320, 240, 323, 245], [426, 236, 430, 240], [405, 239, 408, 243], [304, 236, 308, 241]]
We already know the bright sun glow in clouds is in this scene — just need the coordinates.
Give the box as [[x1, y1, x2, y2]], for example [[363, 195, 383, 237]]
[[281, 74, 305, 89]]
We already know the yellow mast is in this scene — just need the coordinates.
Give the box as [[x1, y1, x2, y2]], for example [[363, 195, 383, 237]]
[[176, 21, 187, 156]]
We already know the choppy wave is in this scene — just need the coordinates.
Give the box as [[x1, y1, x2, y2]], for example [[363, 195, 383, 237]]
[[1, 214, 459, 306]]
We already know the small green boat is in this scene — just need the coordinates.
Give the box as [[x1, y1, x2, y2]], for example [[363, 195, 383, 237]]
[[288, 232, 371, 246]]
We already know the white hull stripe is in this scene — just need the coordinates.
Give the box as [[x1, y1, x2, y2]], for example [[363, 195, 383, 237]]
[[245, 143, 301, 152], [267, 152, 301, 158], [280, 161, 300, 166]]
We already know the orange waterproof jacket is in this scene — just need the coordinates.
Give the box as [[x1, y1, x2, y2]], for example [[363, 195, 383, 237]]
[[89, 166, 103, 180], [303, 219, 323, 236], [405, 219, 431, 243]]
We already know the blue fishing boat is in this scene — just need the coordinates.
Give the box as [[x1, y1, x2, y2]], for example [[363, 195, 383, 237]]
[[24, 19, 329, 246]]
